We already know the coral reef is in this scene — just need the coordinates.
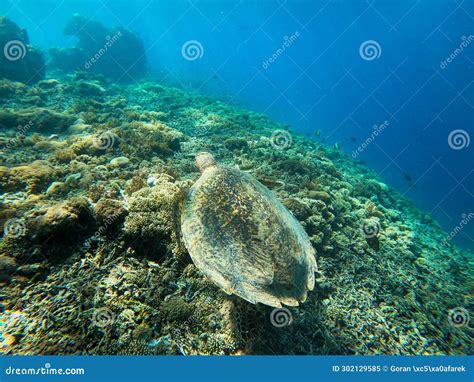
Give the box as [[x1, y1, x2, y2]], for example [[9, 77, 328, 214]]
[[0, 76, 472, 356], [0, 17, 45, 84], [49, 15, 146, 81], [123, 174, 187, 261]]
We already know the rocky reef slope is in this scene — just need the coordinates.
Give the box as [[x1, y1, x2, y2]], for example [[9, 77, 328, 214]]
[[0, 76, 472, 355]]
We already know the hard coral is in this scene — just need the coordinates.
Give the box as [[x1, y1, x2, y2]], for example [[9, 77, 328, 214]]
[[123, 175, 186, 260], [0, 108, 74, 133], [0, 17, 45, 84], [28, 197, 94, 242], [94, 197, 128, 231], [51, 14, 147, 82], [0, 160, 53, 193], [118, 121, 183, 159]]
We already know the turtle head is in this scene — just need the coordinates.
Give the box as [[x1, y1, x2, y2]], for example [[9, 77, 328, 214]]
[[196, 152, 216, 173]]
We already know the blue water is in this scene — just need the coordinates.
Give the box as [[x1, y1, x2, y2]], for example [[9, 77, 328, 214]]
[[2, 0, 473, 250]]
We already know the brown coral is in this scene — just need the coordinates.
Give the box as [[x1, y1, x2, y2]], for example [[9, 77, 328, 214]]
[[123, 175, 187, 260]]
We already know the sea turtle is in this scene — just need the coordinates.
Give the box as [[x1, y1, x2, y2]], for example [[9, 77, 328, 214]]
[[181, 152, 317, 308]]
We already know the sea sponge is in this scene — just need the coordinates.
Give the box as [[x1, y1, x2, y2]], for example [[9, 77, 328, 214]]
[[123, 175, 186, 259]]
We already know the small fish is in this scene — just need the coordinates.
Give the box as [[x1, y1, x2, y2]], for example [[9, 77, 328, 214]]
[[314, 130, 321, 137], [334, 143, 340, 150], [306, 133, 311, 137], [350, 136, 357, 142], [403, 172, 412, 182]]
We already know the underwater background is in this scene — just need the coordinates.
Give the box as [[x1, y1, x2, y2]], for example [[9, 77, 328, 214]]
[[0, 0, 472, 355], [2, 0, 473, 251]]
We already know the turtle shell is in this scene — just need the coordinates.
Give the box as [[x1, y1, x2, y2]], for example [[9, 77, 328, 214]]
[[181, 165, 317, 308]]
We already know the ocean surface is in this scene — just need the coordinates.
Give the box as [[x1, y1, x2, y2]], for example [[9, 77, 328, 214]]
[[2, 0, 472, 250]]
